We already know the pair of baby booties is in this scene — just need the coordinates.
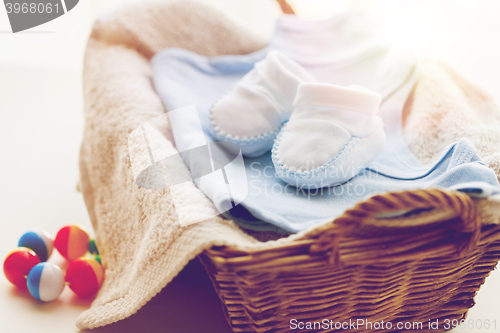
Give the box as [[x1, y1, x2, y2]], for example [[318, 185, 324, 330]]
[[209, 51, 385, 189]]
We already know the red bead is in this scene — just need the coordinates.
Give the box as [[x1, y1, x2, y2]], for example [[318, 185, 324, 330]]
[[65, 257, 104, 297], [54, 225, 90, 261], [3, 247, 41, 289]]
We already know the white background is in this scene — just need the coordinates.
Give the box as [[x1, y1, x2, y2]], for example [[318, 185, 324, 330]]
[[0, 0, 499, 332]]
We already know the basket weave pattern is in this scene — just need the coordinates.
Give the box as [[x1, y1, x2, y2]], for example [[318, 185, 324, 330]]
[[200, 188, 500, 332]]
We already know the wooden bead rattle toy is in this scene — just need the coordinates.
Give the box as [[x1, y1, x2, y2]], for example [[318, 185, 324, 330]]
[[3, 225, 104, 302]]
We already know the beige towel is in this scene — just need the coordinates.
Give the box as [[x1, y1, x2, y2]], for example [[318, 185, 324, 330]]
[[404, 61, 500, 175], [77, 1, 500, 329]]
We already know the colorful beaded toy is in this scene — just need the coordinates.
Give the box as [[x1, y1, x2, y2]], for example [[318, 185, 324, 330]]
[[3, 225, 104, 302]]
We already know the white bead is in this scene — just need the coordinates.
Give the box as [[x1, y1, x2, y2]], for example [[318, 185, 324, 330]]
[[27, 263, 65, 302]]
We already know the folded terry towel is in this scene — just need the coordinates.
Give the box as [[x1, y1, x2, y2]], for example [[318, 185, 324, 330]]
[[77, 0, 500, 329]]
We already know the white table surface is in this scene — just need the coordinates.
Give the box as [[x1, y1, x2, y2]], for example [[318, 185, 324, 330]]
[[1, 1, 499, 332]]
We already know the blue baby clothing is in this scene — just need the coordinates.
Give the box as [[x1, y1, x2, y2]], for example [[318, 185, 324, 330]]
[[151, 15, 500, 234]]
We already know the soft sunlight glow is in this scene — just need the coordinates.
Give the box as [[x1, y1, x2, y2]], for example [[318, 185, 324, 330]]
[[290, 0, 351, 20], [380, 12, 431, 53], [290, 0, 434, 53]]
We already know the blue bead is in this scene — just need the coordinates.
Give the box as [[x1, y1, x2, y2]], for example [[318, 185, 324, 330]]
[[27, 263, 44, 301], [18, 230, 53, 262], [26, 262, 65, 302]]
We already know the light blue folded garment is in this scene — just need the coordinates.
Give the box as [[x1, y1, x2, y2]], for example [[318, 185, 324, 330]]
[[151, 47, 500, 234]]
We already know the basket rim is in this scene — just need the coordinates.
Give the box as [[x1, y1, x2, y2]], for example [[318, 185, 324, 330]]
[[204, 187, 486, 257]]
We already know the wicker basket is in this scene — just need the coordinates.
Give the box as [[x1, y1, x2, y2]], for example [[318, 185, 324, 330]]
[[199, 188, 500, 332]]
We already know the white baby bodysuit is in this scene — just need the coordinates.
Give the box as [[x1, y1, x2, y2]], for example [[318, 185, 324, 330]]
[[270, 13, 416, 100]]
